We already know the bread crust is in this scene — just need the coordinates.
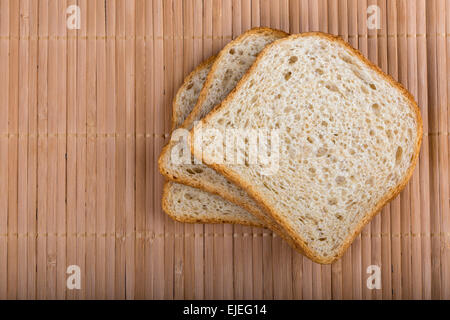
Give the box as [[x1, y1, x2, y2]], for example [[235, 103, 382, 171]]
[[191, 32, 423, 264]]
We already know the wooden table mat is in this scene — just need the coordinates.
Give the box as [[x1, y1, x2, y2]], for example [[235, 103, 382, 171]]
[[0, 0, 449, 300]]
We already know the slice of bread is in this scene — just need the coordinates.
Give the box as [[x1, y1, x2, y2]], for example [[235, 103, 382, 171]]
[[192, 33, 423, 264], [163, 182, 263, 226], [159, 27, 291, 233], [163, 55, 263, 227], [171, 55, 216, 130]]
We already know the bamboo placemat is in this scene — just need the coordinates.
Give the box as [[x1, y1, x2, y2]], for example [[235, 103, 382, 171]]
[[0, 0, 448, 300]]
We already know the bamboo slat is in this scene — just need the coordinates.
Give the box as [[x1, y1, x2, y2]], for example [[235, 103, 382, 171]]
[[17, 0, 30, 300], [0, 0, 448, 300], [37, 0, 48, 299], [377, 0, 392, 300], [426, 0, 442, 300], [0, 0, 10, 301], [345, 0, 358, 301], [436, 0, 450, 300], [27, 0, 38, 300], [85, 0, 97, 299]]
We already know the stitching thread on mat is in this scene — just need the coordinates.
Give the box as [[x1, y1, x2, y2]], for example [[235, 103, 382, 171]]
[[0, 232, 276, 238], [0, 34, 449, 41], [2, 232, 449, 238], [345, 33, 448, 39], [0, 133, 171, 138], [0, 35, 234, 41], [1, 132, 447, 139]]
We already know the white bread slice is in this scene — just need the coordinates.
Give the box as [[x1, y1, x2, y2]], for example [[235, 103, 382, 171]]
[[158, 27, 291, 233], [171, 55, 216, 131], [163, 182, 263, 226], [163, 55, 263, 227], [192, 33, 423, 264]]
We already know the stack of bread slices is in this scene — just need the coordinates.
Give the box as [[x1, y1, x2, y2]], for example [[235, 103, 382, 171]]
[[158, 27, 422, 264]]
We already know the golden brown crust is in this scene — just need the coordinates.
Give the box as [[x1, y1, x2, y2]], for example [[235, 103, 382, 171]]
[[191, 32, 423, 264]]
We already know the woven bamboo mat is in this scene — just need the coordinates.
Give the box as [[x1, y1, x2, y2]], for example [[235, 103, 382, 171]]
[[0, 0, 448, 300]]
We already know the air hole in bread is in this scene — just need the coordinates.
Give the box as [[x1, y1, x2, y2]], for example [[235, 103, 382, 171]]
[[229, 48, 235, 54], [339, 53, 354, 65], [371, 103, 381, 116], [395, 146, 403, 164], [386, 129, 392, 139], [289, 56, 298, 64], [328, 198, 338, 206], [352, 69, 364, 81], [223, 69, 232, 82], [335, 176, 346, 186], [284, 106, 294, 113], [361, 85, 369, 94], [315, 68, 324, 75], [186, 169, 195, 175], [193, 168, 203, 174], [316, 147, 327, 157], [284, 71, 292, 81], [370, 83, 377, 90], [325, 83, 340, 93], [186, 83, 193, 90]]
